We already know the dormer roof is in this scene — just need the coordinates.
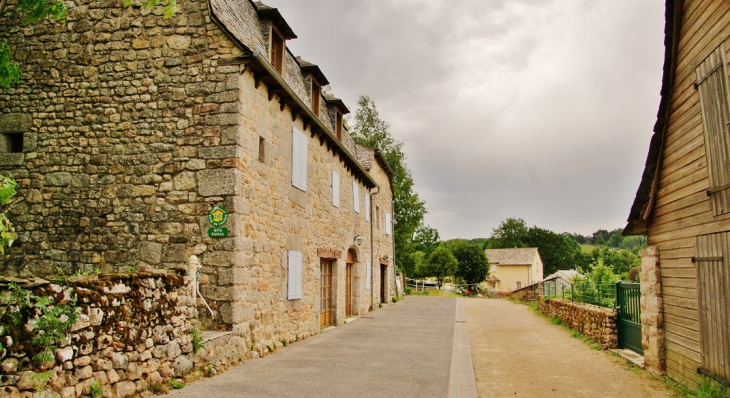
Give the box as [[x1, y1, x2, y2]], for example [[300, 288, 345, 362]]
[[296, 57, 330, 86], [324, 93, 350, 114], [254, 2, 297, 39]]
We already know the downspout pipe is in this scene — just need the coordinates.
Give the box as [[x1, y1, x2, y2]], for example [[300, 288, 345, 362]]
[[370, 187, 379, 309], [391, 197, 397, 298]]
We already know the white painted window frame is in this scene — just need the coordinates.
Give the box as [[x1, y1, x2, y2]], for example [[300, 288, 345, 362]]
[[287, 251, 303, 300], [353, 181, 360, 214], [291, 127, 307, 191], [332, 171, 340, 208]]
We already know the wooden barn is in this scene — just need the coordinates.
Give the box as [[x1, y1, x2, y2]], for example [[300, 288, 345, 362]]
[[625, 0, 730, 388]]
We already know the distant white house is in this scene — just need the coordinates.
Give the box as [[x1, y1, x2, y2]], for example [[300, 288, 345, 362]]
[[484, 248, 543, 292]]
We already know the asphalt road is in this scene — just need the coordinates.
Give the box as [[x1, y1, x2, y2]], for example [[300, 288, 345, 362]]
[[165, 296, 460, 398]]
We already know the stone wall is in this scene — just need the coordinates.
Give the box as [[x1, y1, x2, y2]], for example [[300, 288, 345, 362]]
[[0, 0, 396, 352], [0, 272, 201, 397], [639, 246, 665, 376], [539, 298, 618, 349], [0, 0, 245, 295]]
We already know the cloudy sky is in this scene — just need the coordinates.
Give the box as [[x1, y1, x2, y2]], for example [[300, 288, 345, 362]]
[[264, 0, 666, 240]]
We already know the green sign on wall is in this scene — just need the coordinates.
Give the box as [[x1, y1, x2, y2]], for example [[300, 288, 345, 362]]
[[208, 206, 228, 238], [208, 206, 228, 227]]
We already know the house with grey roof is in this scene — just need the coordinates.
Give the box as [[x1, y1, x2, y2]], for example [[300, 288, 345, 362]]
[[484, 248, 543, 292]]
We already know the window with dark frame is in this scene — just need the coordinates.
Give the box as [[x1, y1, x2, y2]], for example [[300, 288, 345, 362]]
[[311, 78, 321, 117], [1, 133, 23, 154], [270, 25, 285, 74], [336, 110, 343, 140], [258, 136, 265, 163]]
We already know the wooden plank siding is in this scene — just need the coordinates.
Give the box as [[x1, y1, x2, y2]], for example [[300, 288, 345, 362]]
[[646, 0, 730, 384]]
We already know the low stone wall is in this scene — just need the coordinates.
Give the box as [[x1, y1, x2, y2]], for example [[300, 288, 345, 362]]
[[538, 298, 618, 349], [0, 272, 200, 397]]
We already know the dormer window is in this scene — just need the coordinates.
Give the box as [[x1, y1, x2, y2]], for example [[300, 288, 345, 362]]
[[336, 110, 343, 141], [270, 25, 285, 74], [324, 96, 349, 141], [312, 78, 321, 117]]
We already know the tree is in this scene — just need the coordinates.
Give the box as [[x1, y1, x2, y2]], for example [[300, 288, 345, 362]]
[[488, 218, 528, 249], [0, 175, 16, 253], [620, 235, 647, 254], [423, 246, 457, 289], [400, 250, 425, 279], [577, 247, 640, 280], [0, 0, 176, 87], [350, 95, 427, 272], [453, 244, 489, 287], [524, 227, 582, 276], [412, 224, 440, 258]]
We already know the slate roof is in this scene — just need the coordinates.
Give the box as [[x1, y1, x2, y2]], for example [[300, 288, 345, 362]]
[[544, 270, 580, 281], [485, 248, 540, 266]]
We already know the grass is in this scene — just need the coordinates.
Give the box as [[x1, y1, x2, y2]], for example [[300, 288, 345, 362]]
[[413, 289, 461, 298], [580, 244, 597, 254]]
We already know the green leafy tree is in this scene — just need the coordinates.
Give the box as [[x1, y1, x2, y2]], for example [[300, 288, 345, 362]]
[[0, 0, 176, 87], [350, 95, 427, 272], [620, 235, 647, 254], [488, 217, 528, 249], [577, 247, 640, 280], [0, 175, 16, 253], [524, 227, 582, 276], [401, 251, 426, 279], [412, 224, 440, 258], [423, 246, 457, 289], [453, 243, 489, 287]]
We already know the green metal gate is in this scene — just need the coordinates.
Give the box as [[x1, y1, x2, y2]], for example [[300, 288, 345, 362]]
[[616, 282, 643, 355]]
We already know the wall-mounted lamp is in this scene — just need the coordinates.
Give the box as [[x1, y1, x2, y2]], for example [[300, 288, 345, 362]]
[[354, 235, 363, 246]]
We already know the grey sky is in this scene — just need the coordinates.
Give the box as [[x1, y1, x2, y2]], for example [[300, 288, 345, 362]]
[[263, 0, 665, 239]]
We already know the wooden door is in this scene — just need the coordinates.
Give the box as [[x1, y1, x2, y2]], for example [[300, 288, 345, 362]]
[[346, 249, 355, 316], [380, 264, 387, 303], [696, 233, 730, 383], [320, 260, 333, 328], [345, 264, 353, 316]]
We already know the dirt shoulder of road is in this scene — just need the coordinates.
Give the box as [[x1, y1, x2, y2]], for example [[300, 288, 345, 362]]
[[464, 298, 679, 398]]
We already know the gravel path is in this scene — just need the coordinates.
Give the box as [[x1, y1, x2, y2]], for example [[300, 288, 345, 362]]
[[464, 298, 677, 398]]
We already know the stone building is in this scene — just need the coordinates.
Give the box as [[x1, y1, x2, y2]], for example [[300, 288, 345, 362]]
[[0, 0, 395, 350]]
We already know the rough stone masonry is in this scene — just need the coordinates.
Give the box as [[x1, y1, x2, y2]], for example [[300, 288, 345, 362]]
[[0, 0, 396, 365]]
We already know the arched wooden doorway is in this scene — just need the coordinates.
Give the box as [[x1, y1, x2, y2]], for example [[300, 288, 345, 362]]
[[346, 249, 356, 317]]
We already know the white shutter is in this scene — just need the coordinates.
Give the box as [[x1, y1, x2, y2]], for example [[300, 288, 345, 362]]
[[332, 171, 340, 207], [365, 193, 370, 222], [288, 251, 302, 300], [365, 260, 371, 290], [291, 127, 307, 191], [385, 213, 392, 235], [353, 182, 360, 213]]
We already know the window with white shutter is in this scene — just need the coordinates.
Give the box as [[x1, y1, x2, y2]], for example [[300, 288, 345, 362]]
[[291, 127, 308, 191], [365, 260, 371, 290], [385, 213, 392, 235], [353, 182, 360, 213], [365, 193, 370, 222], [287, 251, 302, 300], [332, 171, 340, 207]]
